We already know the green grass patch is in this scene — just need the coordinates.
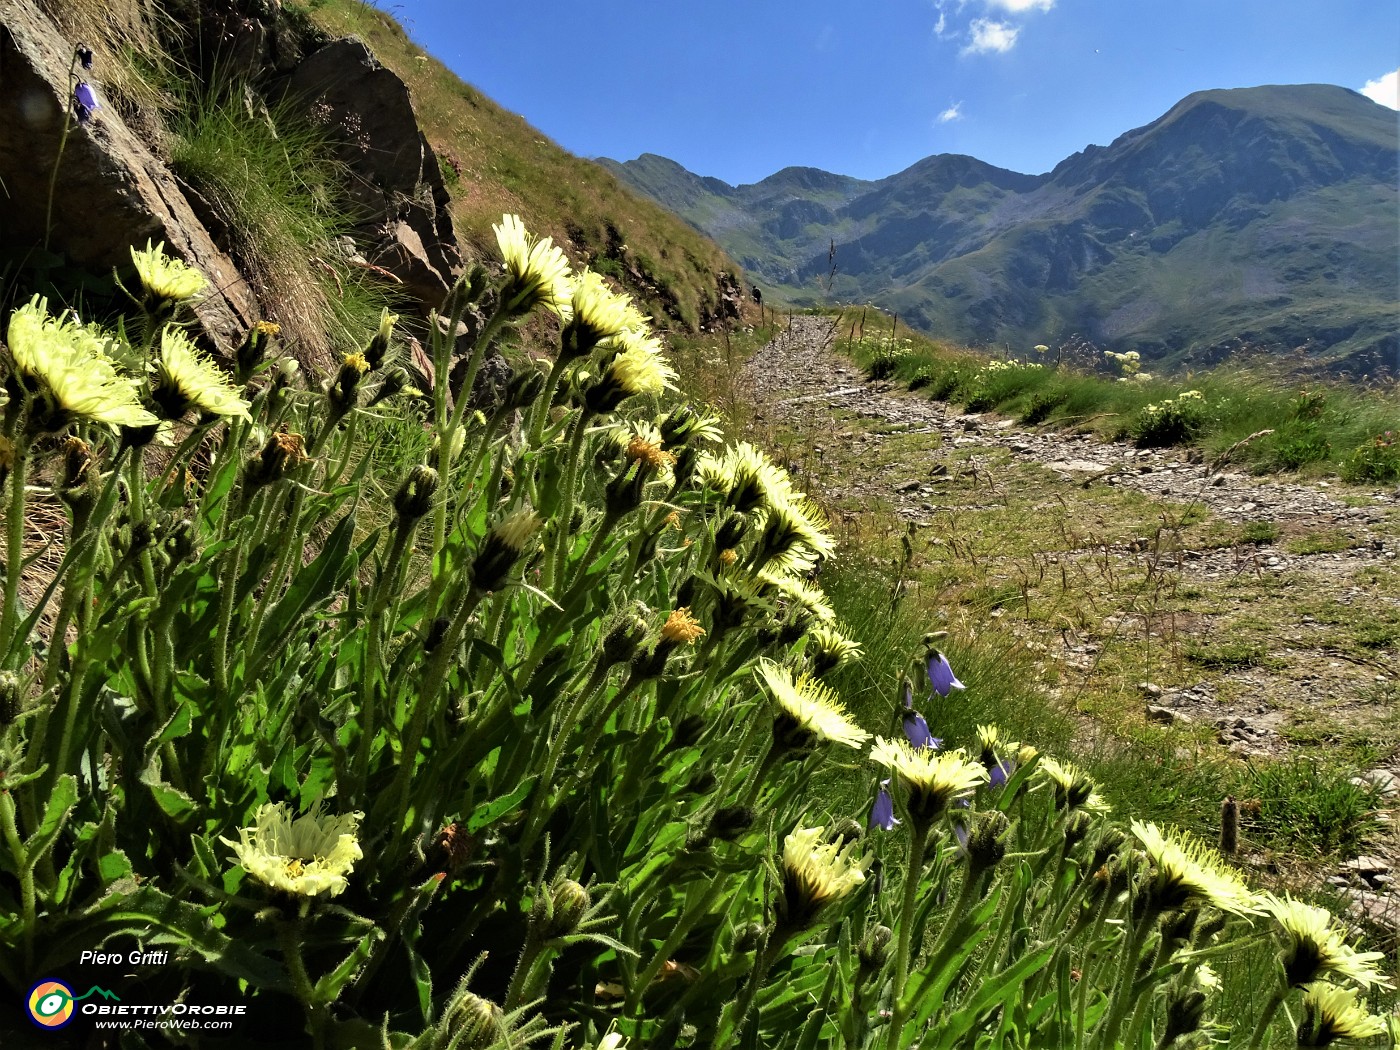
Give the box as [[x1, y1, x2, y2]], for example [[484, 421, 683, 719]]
[[1245, 758, 1382, 858]]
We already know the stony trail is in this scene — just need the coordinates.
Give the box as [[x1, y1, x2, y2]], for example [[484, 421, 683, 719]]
[[741, 316, 1400, 930]]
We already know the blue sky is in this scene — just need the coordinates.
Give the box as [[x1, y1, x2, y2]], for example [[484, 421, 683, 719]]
[[399, 0, 1399, 185]]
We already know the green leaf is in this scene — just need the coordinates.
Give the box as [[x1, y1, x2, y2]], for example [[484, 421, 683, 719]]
[[25, 773, 78, 869], [139, 761, 196, 822], [466, 779, 535, 833], [261, 512, 359, 650]]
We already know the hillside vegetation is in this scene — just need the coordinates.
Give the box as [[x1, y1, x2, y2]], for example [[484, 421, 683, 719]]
[[295, 0, 745, 334], [603, 85, 1399, 375]]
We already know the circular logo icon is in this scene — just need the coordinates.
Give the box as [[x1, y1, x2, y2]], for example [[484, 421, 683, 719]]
[[27, 980, 76, 1029]]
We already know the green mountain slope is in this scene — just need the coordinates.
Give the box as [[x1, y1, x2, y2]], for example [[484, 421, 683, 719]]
[[605, 85, 1399, 373], [302, 1, 746, 333]]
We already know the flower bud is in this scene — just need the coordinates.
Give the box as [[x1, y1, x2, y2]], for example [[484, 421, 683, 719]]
[[423, 617, 450, 654], [235, 320, 279, 382], [441, 988, 506, 1050], [392, 465, 439, 525], [732, 922, 765, 955], [164, 519, 196, 563], [504, 368, 546, 410], [541, 879, 590, 940], [965, 810, 1010, 876], [857, 924, 893, 973], [601, 616, 648, 667], [61, 436, 92, 489], [707, 806, 755, 842], [684, 771, 716, 796], [0, 671, 21, 726], [470, 509, 541, 594], [713, 513, 747, 551]]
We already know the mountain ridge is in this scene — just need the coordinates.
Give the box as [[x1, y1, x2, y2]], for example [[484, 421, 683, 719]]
[[600, 84, 1399, 375]]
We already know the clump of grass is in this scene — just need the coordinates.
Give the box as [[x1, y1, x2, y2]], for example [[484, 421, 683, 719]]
[[1184, 640, 1276, 670], [1246, 758, 1382, 858], [1240, 521, 1279, 545]]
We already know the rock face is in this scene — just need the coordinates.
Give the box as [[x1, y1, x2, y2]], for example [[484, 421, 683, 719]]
[[0, 0, 257, 351], [281, 37, 462, 311]]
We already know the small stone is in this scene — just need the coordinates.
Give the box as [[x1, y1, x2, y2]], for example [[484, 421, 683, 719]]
[[1147, 705, 1190, 726], [1138, 682, 1163, 698], [1345, 856, 1392, 876]]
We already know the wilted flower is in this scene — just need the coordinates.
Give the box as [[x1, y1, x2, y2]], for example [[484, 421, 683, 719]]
[[660, 607, 706, 646], [76, 44, 94, 69], [1259, 894, 1392, 989], [5, 296, 155, 429], [1295, 982, 1388, 1046], [130, 241, 206, 314], [758, 658, 870, 751], [777, 825, 871, 930], [492, 213, 572, 317], [1129, 820, 1258, 916], [869, 780, 900, 831], [221, 802, 363, 898], [870, 738, 988, 827], [926, 649, 965, 697], [152, 328, 251, 421]]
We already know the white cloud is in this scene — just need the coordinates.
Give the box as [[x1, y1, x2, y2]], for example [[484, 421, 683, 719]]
[[1360, 69, 1399, 110], [934, 11, 949, 37], [937, 101, 965, 123], [964, 18, 1019, 54], [984, 0, 1055, 11]]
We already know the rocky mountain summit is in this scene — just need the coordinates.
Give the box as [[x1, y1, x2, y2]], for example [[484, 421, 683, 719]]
[[604, 85, 1399, 376]]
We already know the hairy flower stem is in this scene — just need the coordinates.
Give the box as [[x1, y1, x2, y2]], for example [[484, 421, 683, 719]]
[[1245, 980, 1291, 1050], [885, 821, 933, 1049], [713, 932, 776, 1050], [279, 911, 327, 1050], [1093, 904, 1161, 1050], [42, 50, 82, 253], [526, 356, 569, 448], [353, 525, 414, 797], [0, 789, 35, 972], [1077, 888, 1124, 1046], [626, 874, 729, 1014], [0, 439, 27, 669], [504, 933, 554, 1012], [547, 408, 595, 593]]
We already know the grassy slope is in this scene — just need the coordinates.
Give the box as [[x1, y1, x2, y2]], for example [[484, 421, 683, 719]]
[[297, 0, 745, 333]]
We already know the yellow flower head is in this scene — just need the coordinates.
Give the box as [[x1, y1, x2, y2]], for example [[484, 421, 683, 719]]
[[1038, 757, 1111, 814], [807, 625, 863, 674], [1296, 982, 1387, 1046], [754, 491, 835, 574], [1260, 894, 1392, 990], [1129, 820, 1257, 916], [221, 802, 362, 898], [154, 328, 252, 421], [660, 607, 706, 646], [569, 269, 634, 344], [130, 240, 206, 311], [723, 441, 793, 516], [870, 737, 988, 826], [758, 569, 836, 625], [5, 296, 156, 429], [778, 825, 870, 930], [758, 658, 870, 750], [492, 213, 572, 318], [603, 330, 676, 397]]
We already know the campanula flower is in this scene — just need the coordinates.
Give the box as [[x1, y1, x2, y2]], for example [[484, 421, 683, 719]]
[[869, 780, 900, 831], [926, 649, 965, 698]]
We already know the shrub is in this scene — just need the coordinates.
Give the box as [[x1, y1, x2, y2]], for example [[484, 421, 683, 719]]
[[1132, 389, 1208, 447], [1019, 389, 1069, 426], [1340, 431, 1400, 482]]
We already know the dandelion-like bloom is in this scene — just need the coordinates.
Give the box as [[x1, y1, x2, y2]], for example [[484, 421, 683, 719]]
[[870, 737, 988, 827], [493, 213, 572, 317], [1296, 983, 1388, 1047], [153, 328, 251, 421], [5, 297, 156, 429], [926, 650, 965, 697], [807, 625, 862, 675], [130, 241, 206, 313], [221, 802, 363, 898], [567, 269, 634, 348], [660, 607, 706, 645], [592, 331, 677, 403], [470, 508, 541, 592], [758, 570, 836, 625], [752, 492, 835, 574], [723, 441, 793, 516], [777, 825, 871, 930], [758, 658, 870, 751], [1259, 894, 1392, 990], [1037, 757, 1110, 814], [870, 780, 900, 831], [1129, 820, 1258, 916]]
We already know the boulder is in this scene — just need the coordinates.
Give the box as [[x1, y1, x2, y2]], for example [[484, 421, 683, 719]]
[[281, 37, 461, 311], [0, 0, 257, 350]]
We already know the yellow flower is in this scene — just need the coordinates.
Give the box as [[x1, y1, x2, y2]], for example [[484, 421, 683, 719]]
[[603, 331, 676, 397], [778, 825, 870, 930], [660, 607, 706, 645], [221, 802, 362, 898], [807, 625, 863, 674], [492, 213, 572, 318], [723, 441, 793, 516], [1260, 894, 1392, 990], [568, 269, 634, 344], [758, 658, 870, 750], [154, 328, 251, 420], [870, 737, 988, 825], [1038, 757, 1111, 814], [130, 240, 206, 310], [1129, 820, 1258, 915], [5, 296, 156, 429], [753, 491, 835, 574], [758, 569, 836, 625], [1296, 982, 1387, 1046]]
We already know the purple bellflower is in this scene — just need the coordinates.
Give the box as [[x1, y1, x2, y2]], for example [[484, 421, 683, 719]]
[[74, 82, 99, 124], [869, 780, 900, 831], [901, 708, 941, 751], [988, 759, 1016, 789], [76, 45, 94, 70], [926, 650, 965, 698]]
